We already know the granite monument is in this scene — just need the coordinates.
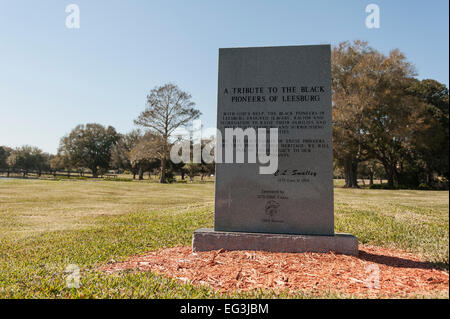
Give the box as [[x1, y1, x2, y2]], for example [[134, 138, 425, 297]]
[[193, 45, 358, 255]]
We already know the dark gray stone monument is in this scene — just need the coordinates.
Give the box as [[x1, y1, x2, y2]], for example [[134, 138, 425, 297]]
[[193, 45, 358, 255]]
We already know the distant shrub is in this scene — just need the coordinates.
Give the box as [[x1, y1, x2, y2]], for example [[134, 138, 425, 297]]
[[104, 177, 132, 182], [369, 184, 391, 190], [418, 183, 433, 190], [55, 176, 88, 181], [369, 183, 442, 190], [158, 171, 176, 183]]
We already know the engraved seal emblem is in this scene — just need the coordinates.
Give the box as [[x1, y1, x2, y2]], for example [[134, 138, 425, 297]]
[[265, 200, 280, 222]]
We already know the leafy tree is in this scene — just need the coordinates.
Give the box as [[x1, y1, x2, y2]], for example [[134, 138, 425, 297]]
[[332, 40, 422, 188], [331, 41, 373, 187], [50, 154, 72, 172], [406, 79, 449, 183], [36, 152, 53, 176], [7, 146, 50, 176], [358, 159, 385, 186], [0, 146, 12, 170], [357, 52, 421, 188], [58, 123, 118, 178], [134, 83, 201, 183]]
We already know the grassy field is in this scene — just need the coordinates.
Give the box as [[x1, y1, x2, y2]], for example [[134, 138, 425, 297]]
[[0, 179, 448, 298]]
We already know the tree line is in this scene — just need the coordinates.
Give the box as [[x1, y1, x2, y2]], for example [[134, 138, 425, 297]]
[[0, 83, 212, 183], [0, 41, 448, 189], [332, 41, 448, 189]]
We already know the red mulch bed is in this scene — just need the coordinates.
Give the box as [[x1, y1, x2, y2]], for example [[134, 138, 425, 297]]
[[99, 245, 449, 298]]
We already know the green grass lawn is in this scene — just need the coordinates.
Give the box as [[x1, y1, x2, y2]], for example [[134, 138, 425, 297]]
[[0, 179, 448, 298]]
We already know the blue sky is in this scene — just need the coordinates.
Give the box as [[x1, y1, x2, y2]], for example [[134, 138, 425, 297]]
[[0, 0, 448, 154]]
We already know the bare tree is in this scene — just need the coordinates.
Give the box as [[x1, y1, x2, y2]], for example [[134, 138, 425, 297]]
[[129, 132, 163, 180], [110, 129, 142, 178], [134, 83, 201, 183]]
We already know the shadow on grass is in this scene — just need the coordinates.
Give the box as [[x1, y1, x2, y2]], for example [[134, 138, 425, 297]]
[[358, 250, 449, 271]]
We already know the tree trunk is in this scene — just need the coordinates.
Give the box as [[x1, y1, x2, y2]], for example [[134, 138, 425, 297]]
[[92, 167, 98, 178], [160, 157, 167, 183], [393, 169, 399, 187], [369, 173, 374, 186], [426, 170, 434, 185], [138, 167, 144, 180], [351, 161, 358, 187], [343, 155, 359, 188], [385, 165, 399, 188]]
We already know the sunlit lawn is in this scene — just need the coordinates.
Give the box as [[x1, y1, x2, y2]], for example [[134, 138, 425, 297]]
[[0, 179, 448, 298]]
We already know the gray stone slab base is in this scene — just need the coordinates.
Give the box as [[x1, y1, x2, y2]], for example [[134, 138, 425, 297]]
[[192, 228, 358, 256]]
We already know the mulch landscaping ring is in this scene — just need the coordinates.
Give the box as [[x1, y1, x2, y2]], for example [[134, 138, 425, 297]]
[[99, 245, 449, 298]]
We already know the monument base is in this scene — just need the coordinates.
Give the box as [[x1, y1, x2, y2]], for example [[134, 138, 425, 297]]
[[192, 228, 358, 256]]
